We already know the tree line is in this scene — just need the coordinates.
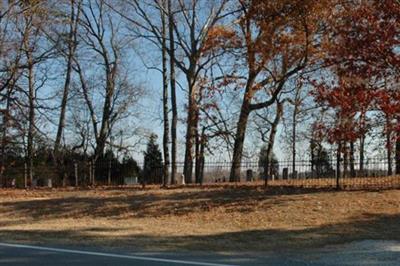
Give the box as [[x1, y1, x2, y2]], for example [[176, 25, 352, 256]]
[[0, 0, 398, 187]]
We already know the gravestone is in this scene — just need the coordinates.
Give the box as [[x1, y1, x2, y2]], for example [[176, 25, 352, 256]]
[[124, 177, 138, 185], [246, 169, 253, 182], [282, 168, 288, 180]]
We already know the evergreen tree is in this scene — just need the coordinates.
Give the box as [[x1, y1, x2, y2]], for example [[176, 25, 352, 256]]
[[142, 134, 163, 184], [121, 156, 140, 179], [310, 139, 333, 176]]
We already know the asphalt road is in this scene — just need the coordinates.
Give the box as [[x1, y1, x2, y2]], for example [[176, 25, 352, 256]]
[[0, 243, 250, 266], [1, 240, 400, 265]]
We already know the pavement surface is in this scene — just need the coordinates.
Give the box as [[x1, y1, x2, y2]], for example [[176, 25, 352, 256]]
[[0, 240, 400, 265]]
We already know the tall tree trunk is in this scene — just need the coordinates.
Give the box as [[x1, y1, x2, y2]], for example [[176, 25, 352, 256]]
[[27, 57, 35, 187], [310, 139, 315, 173], [336, 142, 342, 190], [183, 78, 197, 184], [95, 131, 108, 160], [386, 115, 393, 175], [396, 129, 400, 174], [168, 0, 177, 185], [359, 134, 365, 173], [264, 101, 283, 187], [95, 70, 115, 159], [195, 127, 200, 184], [96, 87, 113, 159], [230, 97, 251, 182], [316, 144, 322, 175], [161, 0, 170, 187], [0, 47, 21, 187], [230, 82, 255, 182], [343, 143, 348, 178], [0, 86, 12, 187], [291, 104, 298, 178], [359, 112, 366, 172], [78, 3, 119, 163], [349, 141, 355, 177], [198, 128, 206, 185], [387, 136, 393, 176], [54, 55, 72, 151], [195, 123, 203, 184], [54, 38, 74, 186], [54, 0, 79, 154]]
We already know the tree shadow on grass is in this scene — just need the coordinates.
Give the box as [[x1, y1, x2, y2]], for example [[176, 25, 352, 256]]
[[0, 213, 399, 253], [0, 186, 337, 221]]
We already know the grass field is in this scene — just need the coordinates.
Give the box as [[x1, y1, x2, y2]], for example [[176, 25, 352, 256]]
[[266, 175, 400, 190], [0, 183, 399, 253]]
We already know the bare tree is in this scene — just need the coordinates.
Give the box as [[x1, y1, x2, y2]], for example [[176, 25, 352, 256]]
[[16, 1, 55, 186], [281, 78, 316, 176], [113, 0, 229, 184], [160, 0, 170, 186], [54, 0, 81, 155], [168, 0, 178, 184], [228, 1, 325, 181], [78, 0, 124, 160], [254, 99, 284, 186], [0, 2, 25, 186]]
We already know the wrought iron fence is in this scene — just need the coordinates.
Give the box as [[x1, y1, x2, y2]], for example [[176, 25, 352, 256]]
[[0, 157, 400, 190]]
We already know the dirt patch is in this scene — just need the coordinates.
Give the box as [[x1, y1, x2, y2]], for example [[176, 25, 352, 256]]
[[0, 185, 399, 252]]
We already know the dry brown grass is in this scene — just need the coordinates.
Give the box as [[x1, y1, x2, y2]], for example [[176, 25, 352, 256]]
[[266, 175, 400, 190], [0, 184, 399, 253]]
